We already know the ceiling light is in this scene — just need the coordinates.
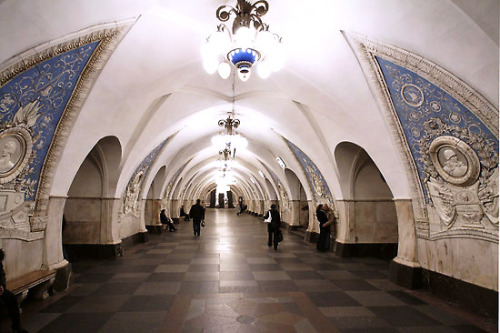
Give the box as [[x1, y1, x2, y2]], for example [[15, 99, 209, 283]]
[[202, 0, 284, 81]]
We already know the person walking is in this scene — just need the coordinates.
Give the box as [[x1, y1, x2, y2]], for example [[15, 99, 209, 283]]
[[316, 203, 334, 252], [160, 209, 176, 232], [189, 199, 205, 237], [263, 204, 281, 250]]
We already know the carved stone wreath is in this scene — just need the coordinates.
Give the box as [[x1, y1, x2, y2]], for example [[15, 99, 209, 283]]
[[429, 136, 480, 186]]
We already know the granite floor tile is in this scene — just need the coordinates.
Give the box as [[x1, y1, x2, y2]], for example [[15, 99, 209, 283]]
[[98, 311, 167, 332], [134, 281, 181, 295], [18, 209, 492, 333], [306, 291, 361, 307], [37, 313, 112, 333], [367, 306, 441, 326]]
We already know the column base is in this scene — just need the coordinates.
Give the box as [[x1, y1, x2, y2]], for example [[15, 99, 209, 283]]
[[389, 259, 422, 289]]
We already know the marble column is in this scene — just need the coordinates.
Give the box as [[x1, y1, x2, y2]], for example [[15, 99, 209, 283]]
[[389, 199, 421, 289]]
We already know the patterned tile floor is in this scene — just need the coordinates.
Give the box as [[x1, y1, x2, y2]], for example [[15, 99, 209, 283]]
[[13, 209, 497, 332]]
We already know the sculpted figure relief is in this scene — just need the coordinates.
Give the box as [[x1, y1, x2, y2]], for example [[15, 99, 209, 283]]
[[0, 140, 17, 173], [440, 148, 467, 178], [124, 171, 144, 214], [427, 135, 498, 232]]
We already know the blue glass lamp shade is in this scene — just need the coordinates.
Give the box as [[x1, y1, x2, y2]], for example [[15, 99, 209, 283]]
[[229, 48, 260, 67]]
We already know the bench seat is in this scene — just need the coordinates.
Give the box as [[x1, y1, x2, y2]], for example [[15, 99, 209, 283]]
[[7, 270, 56, 304]]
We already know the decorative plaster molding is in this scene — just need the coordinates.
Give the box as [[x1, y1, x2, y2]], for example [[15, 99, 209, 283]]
[[343, 31, 499, 242], [1, 20, 136, 223]]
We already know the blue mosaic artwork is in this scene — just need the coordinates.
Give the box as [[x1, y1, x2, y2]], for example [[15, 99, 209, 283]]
[[376, 57, 498, 201], [126, 137, 170, 197], [285, 138, 332, 202], [0, 42, 100, 200]]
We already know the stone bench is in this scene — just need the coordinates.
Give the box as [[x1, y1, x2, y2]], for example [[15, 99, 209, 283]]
[[7, 269, 56, 305]]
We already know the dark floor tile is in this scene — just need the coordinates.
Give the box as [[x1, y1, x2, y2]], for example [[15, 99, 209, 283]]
[[249, 264, 281, 271], [306, 291, 361, 307], [188, 264, 220, 272], [91, 282, 139, 295], [387, 290, 428, 305], [331, 279, 378, 291], [147, 272, 185, 281], [328, 315, 392, 331], [451, 324, 490, 332], [347, 270, 388, 279], [308, 263, 339, 271], [286, 271, 324, 280], [37, 312, 112, 333], [73, 273, 114, 284], [368, 306, 440, 327], [119, 295, 175, 312], [257, 280, 297, 292], [40, 296, 84, 313]]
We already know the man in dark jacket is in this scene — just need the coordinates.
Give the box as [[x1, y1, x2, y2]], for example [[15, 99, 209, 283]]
[[160, 209, 176, 232], [189, 199, 205, 237], [0, 249, 27, 333], [263, 204, 281, 250]]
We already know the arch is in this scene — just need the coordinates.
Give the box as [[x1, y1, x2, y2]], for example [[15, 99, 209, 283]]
[[63, 136, 122, 257], [334, 142, 398, 258]]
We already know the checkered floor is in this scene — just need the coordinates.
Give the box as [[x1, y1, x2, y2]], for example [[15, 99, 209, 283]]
[[16, 208, 496, 332]]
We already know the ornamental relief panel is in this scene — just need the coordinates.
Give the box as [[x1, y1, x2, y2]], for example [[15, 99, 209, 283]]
[[424, 134, 498, 234], [0, 101, 41, 236], [343, 32, 498, 242]]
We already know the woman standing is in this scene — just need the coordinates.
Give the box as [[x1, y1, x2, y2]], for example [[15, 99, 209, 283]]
[[316, 203, 334, 252], [263, 204, 281, 250]]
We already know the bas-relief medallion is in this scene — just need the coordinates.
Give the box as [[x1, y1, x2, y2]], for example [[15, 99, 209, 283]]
[[375, 58, 498, 241]]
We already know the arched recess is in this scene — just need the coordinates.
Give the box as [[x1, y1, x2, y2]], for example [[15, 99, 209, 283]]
[[265, 178, 278, 200], [335, 142, 398, 258], [144, 166, 166, 230], [63, 136, 122, 259], [283, 168, 307, 226]]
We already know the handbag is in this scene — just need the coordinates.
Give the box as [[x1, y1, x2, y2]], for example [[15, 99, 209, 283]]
[[263, 210, 272, 223], [201, 220, 205, 227], [278, 230, 283, 242]]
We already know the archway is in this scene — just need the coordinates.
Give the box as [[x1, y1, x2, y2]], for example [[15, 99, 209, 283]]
[[63, 136, 122, 259], [335, 142, 398, 258]]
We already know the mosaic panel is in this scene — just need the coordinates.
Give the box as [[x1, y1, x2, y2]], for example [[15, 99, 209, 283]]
[[123, 138, 171, 214], [0, 42, 99, 200], [284, 138, 332, 203], [376, 57, 498, 203]]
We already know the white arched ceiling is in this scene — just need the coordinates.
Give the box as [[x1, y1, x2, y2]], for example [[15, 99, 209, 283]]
[[2, 0, 497, 207]]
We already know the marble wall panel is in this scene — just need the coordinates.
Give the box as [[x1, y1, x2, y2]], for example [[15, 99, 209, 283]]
[[2, 238, 43, 280], [64, 198, 101, 222], [418, 237, 498, 290]]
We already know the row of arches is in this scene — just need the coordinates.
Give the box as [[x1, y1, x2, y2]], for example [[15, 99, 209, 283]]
[[62, 135, 398, 264]]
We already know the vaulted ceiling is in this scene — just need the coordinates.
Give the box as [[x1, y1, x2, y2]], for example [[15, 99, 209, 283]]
[[0, 0, 498, 204]]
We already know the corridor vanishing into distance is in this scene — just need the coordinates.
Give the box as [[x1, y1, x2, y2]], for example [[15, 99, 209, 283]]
[[17, 209, 495, 332]]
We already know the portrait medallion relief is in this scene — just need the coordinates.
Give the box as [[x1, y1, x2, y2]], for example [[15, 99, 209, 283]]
[[0, 128, 32, 184], [429, 136, 480, 186]]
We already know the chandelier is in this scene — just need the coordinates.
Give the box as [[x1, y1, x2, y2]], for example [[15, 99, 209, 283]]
[[211, 115, 248, 158], [202, 0, 284, 81]]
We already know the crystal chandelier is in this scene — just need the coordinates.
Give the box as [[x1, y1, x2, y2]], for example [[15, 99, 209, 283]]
[[202, 0, 284, 81]]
